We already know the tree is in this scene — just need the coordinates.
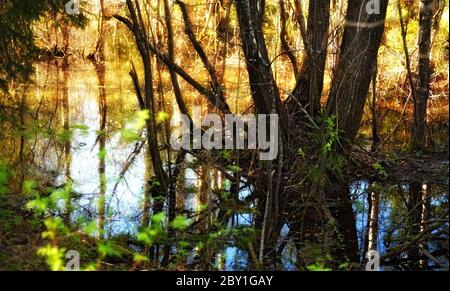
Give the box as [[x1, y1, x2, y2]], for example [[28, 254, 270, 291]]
[[325, 0, 389, 144], [411, 0, 434, 151]]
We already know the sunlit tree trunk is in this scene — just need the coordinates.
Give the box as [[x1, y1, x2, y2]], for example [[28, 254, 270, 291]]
[[412, 0, 433, 151], [367, 185, 379, 252]]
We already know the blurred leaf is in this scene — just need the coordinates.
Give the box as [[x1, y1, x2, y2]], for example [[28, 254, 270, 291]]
[[306, 262, 332, 271], [156, 111, 170, 124], [98, 241, 122, 258], [171, 215, 191, 230]]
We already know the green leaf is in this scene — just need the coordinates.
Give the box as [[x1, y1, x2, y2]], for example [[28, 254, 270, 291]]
[[171, 215, 191, 230], [133, 253, 149, 263], [83, 221, 97, 236], [120, 129, 141, 143], [136, 232, 152, 245], [156, 111, 170, 124], [23, 180, 37, 196], [306, 263, 332, 271], [98, 241, 122, 258]]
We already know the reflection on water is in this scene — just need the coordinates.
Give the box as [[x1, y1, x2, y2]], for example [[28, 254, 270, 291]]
[[2, 56, 447, 271]]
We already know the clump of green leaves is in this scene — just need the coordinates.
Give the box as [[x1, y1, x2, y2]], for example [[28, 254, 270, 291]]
[[372, 162, 387, 178]]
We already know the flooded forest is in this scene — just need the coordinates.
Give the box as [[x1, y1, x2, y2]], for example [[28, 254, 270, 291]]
[[0, 0, 448, 271]]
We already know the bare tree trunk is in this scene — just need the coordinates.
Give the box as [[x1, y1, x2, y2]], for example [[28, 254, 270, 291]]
[[412, 0, 433, 151], [162, 0, 190, 119], [290, 0, 331, 116], [234, 0, 288, 135], [278, 0, 299, 78], [325, 0, 389, 143]]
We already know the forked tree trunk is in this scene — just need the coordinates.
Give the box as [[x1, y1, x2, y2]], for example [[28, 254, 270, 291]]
[[290, 0, 331, 116], [234, 0, 288, 134]]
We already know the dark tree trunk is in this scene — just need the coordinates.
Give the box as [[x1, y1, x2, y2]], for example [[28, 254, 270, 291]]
[[407, 182, 424, 270], [325, 0, 389, 143], [290, 0, 331, 116], [327, 182, 359, 263], [234, 0, 288, 135], [412, 0, 433, 151]]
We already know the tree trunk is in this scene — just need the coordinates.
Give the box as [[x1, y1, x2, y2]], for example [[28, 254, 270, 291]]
[[290, 0, 331, 116], [234, 0, 288, 135], [325, 0, 389, 143], [412, 0, 433, 151]]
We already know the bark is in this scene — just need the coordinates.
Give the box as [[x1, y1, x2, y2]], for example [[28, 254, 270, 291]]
[[175, 0, 225, 108], [162, 0, 190, 119], [290, 0, 331, 116], [114, 9, 231, 114], [278, 0, 299, 78], [412, 0, 433, 151], [86, 1, 109, 239], [234, 0, 288, 136], [371, 61, 380, 152], [325, 0, 389, 143]]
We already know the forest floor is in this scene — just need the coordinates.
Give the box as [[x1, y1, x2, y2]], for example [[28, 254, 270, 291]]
[[350, 146, 449, 185]]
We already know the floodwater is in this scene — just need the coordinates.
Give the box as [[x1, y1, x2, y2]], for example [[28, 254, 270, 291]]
[[1, 58, 448, 271]]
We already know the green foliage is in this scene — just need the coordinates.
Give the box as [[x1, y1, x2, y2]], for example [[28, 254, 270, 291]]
[[42, 217, 67, 240], [307, 115, 347, 185], [297, 147, 305, 158], [306, 262, 332, 271], [98, 241, 123, 259], [120, 110, 149, 142], [156, 111, 170, 124], [372, 162, 388, 178], [137, 212, 167, 246], [83, 220, 98, 237], [171, 215, 191, 230], [37, 245, 66, 271], [227, 164, 241, 174]]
